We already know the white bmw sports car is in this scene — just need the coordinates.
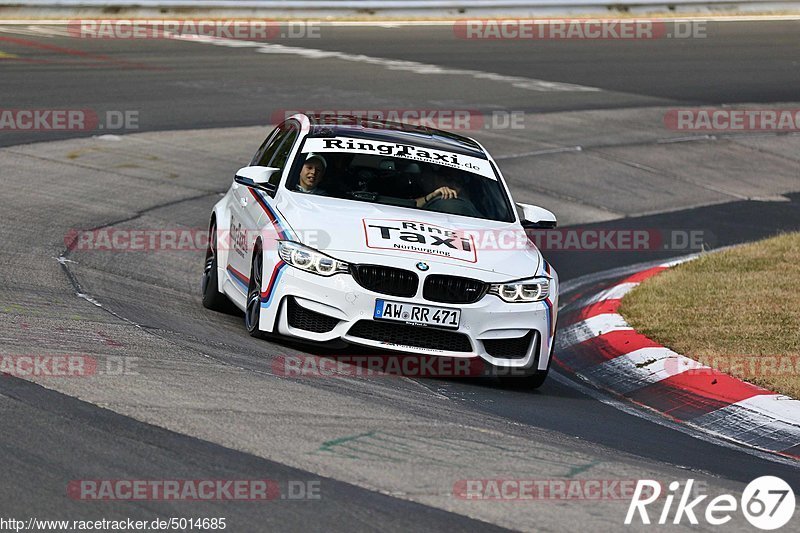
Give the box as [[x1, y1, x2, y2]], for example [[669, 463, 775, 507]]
[[202, 114, 559, 387]]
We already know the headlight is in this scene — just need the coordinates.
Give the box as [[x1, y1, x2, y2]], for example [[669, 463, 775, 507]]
[[277, 241, 349, 277], [488, 278, 550, 303]]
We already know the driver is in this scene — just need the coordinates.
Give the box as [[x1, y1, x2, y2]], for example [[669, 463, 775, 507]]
[[415, 185, 457, 207], [416, 166, 482, 217], [415, 166, 462, 207], [295, 153, 327, 195]]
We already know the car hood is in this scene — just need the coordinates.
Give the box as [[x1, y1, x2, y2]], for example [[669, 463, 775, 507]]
[[275, 193, 542, 279]]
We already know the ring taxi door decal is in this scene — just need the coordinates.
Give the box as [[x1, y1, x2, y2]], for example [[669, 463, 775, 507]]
[[363, 218, 478, 263]]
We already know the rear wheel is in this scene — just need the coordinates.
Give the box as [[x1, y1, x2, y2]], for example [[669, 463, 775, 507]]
[[245, 248, 264, 338], [201, 221, 232, 312]]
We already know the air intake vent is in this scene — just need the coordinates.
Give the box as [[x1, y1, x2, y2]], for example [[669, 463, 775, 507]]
[[423, 275, 487, 304], [287, 298, 340, 333], [482, 331, 537, 359], [350, 265, 419, 297], [348, 320, 472, 352]]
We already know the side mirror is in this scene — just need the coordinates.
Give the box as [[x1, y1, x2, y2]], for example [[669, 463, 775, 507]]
[[234, 166, 280, 191], [517, 203, 557, 229]]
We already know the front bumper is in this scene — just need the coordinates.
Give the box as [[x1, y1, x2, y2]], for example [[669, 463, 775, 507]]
[[260, 263, 558, 371]]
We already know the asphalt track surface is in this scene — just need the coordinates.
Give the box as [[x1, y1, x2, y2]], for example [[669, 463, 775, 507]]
[[1, 20, 800, 532], [2, 20, 800, 147]]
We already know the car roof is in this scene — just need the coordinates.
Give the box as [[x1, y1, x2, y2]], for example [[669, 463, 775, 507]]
[[302, 113, 488, 159]]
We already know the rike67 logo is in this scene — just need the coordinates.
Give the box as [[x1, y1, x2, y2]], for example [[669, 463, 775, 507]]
[[625, 477, 795, 530]]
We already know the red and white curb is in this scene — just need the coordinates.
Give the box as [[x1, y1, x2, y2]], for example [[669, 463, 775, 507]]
[[555, 258, 800, 460]]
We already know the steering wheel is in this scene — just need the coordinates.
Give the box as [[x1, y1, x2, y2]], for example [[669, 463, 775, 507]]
[[423, 196, 482, 217]]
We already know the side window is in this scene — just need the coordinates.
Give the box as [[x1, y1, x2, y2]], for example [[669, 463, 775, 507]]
[[251, 123, 291, 167], [266, 127, 299, 186], [250, 126, 280, 166]]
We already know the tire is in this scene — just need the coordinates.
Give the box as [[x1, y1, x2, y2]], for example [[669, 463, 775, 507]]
[[494, 331, 555, 390], [201, 221, 233, 312], [244, 247, 264, 338], [498, 369, 549, 389]]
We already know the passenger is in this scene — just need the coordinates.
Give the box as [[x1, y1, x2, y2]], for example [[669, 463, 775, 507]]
[[295, 153, 327, 195]]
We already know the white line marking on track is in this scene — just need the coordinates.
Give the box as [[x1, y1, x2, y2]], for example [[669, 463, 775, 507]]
[[0, 25, 72, 37], [170, 33, 602, 93], [495, 145, 583, 160]]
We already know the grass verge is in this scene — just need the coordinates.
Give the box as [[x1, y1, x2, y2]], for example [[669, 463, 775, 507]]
[[619, 231, 800, 398]]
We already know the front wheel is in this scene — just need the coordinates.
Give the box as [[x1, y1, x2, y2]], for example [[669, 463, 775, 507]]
[[498, 369, 549, 389], [492, 335, 554, 389], [245, 249, 264, 338]]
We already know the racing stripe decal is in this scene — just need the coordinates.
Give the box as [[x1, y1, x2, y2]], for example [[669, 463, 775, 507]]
[[248, 189, 293, 240], [538, 258, 555, 355], [226, 265, 249, 290], [260, 260, 287, 308], [543, 297, 554, 353], [541, 258, 552, 277]]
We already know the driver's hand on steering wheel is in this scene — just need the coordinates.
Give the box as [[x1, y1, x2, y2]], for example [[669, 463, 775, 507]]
[[416, 186, 458, 207]]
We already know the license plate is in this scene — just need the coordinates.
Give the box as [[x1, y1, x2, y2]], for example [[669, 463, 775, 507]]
[[373, 299, 460, 329]]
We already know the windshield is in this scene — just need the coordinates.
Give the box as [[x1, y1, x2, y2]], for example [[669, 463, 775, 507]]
[[285, 136, 514, 222]]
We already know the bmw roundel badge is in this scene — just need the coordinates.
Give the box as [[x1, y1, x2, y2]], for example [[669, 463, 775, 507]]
[[416, 262, 430, 271]]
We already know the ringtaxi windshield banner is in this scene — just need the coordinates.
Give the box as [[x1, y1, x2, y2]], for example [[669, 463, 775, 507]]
[[302, 137, 496, 179]]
